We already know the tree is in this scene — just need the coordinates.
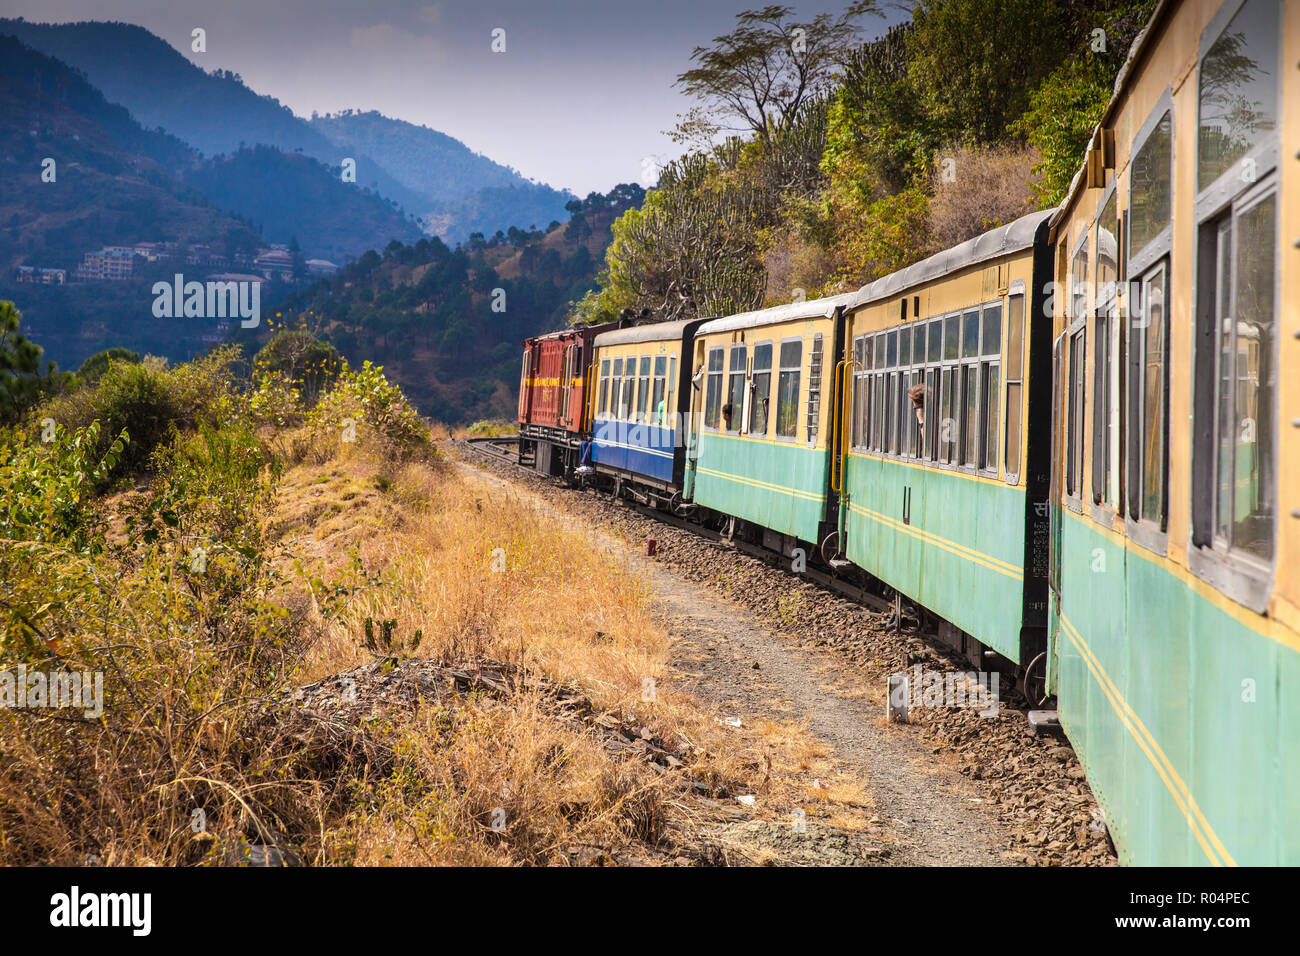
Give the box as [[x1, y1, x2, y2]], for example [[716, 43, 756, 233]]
[[675, 3, 882, 147], [0, 301, 69, 426], [907, 0, 1067, 145]]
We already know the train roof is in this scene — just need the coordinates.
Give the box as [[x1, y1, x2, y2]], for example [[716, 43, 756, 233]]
[[847, 208, 1054, 310], [593, 318, 700, 348], [695, 293, 856, 336]]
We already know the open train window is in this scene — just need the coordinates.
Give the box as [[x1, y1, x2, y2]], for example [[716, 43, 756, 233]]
[[726, 344, 746, 434], [978, 305, 1001, 475], [611, 357, 625, 418], [651, 355, 668, 427], [1092, 187, 1120, 513], [1126, 261, 1168, 531], [703, 347, 724, 430], [634, 355, 651, 424], [775, 338, 802, 440], [751, 341, 773, 437], [1065, 329, 1086, 508], [598, 359, 611, 417], [666, 356, 677, 428], [1191, 187, 1278, 609]]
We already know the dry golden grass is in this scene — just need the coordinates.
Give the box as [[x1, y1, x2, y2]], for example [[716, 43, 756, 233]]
[[260, 433, 764, 864]]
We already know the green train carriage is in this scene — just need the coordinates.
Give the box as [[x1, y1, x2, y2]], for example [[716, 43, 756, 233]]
[[836, 211, 1056, 674], [683, 296, 854, 556]]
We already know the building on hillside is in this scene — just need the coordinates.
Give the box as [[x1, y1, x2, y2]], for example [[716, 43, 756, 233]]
[[14, 266, 67, 285], [75, 247, 139, 281], [305, 258, 338, 278], [255, 246, 294, 281]]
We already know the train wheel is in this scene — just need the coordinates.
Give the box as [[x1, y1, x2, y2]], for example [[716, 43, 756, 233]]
[[819, 531, 845, 566], [1021, 652, 1050, 707]]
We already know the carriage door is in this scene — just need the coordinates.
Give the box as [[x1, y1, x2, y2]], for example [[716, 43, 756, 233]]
[[683, 340, 706, 500]]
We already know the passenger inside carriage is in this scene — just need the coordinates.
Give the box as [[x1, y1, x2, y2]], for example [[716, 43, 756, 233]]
[[908, 383, 926, 434], [722, 403, 735, 431]]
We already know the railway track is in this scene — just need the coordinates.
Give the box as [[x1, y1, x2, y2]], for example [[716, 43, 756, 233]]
[[459, 435, 1004, 676]]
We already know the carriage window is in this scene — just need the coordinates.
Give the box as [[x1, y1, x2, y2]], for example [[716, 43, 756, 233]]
[[961, 312, 979, 358], [806, 334, 824, 445], [635, 356, 651, 423], [1066, 329, 1086, 500], [776, 339, 802, 439], [725, 344, 747, 433], [1198, 0, 1278, 191], [598, 359, 611, 416], [1130, 111, 1172, 259], [1071, 238, 1090, 321], [666, 356, 677, 427], [960, 365, 978, 467], [928, 319, 942, 363], [704, 347, 724, 429], [924, 367, 939, 461], [939, 366, 957, 463], [1093, 190, 1120, 508], [652, 355, 668, 427], [1128, 262, 1168, 525], [1194, 191, 1277, 564], [978, 305, 1001, 473], [1004, 293, 1025, 477]]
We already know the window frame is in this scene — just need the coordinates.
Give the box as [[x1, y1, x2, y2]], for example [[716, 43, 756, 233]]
[[1003, 281, 1026, 484], [1128, 94, 1175, 279], [1189, 182, 1280, 611], [774, 336, 803, 442], [1125, 258, 1170, 551], [598, 358, 611, 418], [1193, 0, 1283, 222], [703, 346, 724, 431], [1090, 182, 1122, 522]]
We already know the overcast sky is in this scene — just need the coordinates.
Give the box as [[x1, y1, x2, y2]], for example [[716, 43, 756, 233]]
[[0, 0, 909, 195]]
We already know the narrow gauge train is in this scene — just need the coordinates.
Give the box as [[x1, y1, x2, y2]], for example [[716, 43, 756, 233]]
[[513, 0, 1298, 865]]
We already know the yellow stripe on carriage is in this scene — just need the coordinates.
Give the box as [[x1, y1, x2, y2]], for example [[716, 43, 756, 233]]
[[847, 502, 1023, 581], [695, 466, 826, 503], [1057, 612, 1235, 867]]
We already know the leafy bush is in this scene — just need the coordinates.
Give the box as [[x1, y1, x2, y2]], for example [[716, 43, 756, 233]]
[[35, 346, 240, 481], [305, 360, 431, 462]]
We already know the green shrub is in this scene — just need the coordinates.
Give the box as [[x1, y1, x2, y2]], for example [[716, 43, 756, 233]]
[[35, 346, 240, 481]]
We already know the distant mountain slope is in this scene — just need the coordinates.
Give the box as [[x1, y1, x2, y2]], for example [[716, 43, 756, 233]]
[[311, 111, 576, 243], [0, 33, 256, 273], [183, 145, 422, 261], [0, 18, 430, 216], [2, 20, 580, 241]]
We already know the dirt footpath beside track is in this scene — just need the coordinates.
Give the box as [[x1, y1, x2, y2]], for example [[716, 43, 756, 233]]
[[456, 442, 1118, 867]]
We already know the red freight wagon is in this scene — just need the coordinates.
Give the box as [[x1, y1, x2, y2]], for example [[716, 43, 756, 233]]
[[517, 321, 620, 477]]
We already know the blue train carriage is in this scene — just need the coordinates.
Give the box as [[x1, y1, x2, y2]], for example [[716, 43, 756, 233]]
[[588, 319, 704, 500], [684, 295, 855, 554], [837, 210, 1056, 675], [1047, 0, 1299, 864]]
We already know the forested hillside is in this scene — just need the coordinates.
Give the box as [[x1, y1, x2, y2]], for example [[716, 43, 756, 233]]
[[269, 185, 644, 422], [575, 0, 1157, 325]]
